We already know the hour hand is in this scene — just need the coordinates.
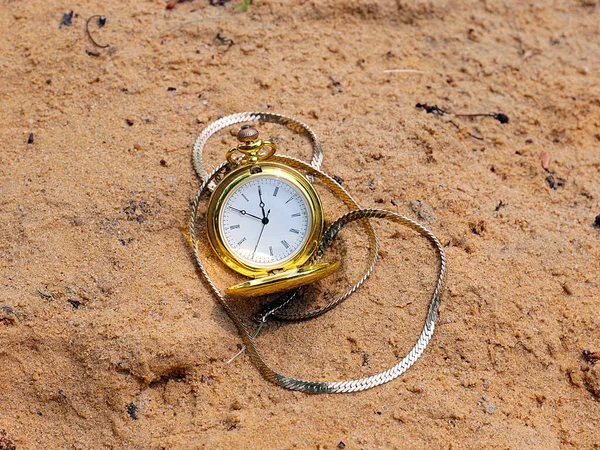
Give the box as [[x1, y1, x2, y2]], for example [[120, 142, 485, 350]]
[[228, 206, 262, 221]]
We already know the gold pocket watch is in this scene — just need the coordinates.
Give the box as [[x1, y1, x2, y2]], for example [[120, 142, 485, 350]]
[[206, 125, 339, 297]]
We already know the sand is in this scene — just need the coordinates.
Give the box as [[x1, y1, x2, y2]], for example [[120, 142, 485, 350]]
[[1, 0, 600, 448]]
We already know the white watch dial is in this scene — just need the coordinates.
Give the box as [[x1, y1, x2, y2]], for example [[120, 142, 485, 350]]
[[220, 175, 312, 268]]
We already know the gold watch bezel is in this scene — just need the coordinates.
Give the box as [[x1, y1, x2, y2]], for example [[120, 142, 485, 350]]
[[206, 161, 324, 278]]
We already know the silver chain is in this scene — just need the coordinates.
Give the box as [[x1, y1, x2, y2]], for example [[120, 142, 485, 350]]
[[193, 111, 323, 190], [190, 113, 447, 393]]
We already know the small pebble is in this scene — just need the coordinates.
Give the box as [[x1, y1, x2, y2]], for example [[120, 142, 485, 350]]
[[594, 215, 600, 228], [407, 382, 424, 393], [578, 66, 589, 75], [231, 400, 243, 410], [160, 159, 167, 166], [126, 403, 138, 420], [333, 175, 344, 185], [409, 199, 437, 222], [484, 403, 496, 414], [546, 175, 566, 189], [495, 113, 509, 124], [68, 300, 81, 309], [59, 11, 74, 28], [540, 151, 550, 170], [27, 133, 34, 144], [0, 305, 18, 325]]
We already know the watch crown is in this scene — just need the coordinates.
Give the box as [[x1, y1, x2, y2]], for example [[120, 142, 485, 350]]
[[227, 126, 276, 165], [237, 125, 259, 143]]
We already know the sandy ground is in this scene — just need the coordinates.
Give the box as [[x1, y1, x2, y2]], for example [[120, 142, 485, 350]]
[[1, 0, 600, 448]]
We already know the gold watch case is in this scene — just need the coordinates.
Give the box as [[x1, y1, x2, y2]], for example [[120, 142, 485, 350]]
[[204, 125, 337, 297], [206, 161, 324, 278]]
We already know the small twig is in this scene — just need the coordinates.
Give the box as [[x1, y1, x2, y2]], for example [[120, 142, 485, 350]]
[[215, 32, 234, 47], [416, 103, 509, 124], [226, 322, 264, 364], [448, 119, 484, 141], [455, 112, 509, 124], [227, 345, 246, 364], [416, 103, 508, 141], [466, 131, 484, 141], [150, 15, 225, 37], [86, 15, 109, 48], [383, 69, 426, 74], [416, 103, 448, 116]]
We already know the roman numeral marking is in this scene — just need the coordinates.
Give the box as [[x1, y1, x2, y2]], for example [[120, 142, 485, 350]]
[[291, 212, 301, 217], [281, 240, 290, 249], [237, 237, 246, 246], [230, 224, 240, 229], [273, 186, 279, 197], [285, 197, 293, 204], [241, 193, 249, 202], [269, 246, 273, 256], [290, 228, 299, 234]]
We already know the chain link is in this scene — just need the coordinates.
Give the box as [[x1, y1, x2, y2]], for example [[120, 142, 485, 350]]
[[190, 113, 447, 393]]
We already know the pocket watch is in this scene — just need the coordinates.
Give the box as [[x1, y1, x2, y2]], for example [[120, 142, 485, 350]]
[[191, 112, 447, 393], [205, 125, 339, 297]]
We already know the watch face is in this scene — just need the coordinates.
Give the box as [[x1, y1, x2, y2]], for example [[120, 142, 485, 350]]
[[219, 175, 312, 268]]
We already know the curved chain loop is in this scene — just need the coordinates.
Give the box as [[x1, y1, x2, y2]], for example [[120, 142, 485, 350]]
[[192, 112, 323, 189]]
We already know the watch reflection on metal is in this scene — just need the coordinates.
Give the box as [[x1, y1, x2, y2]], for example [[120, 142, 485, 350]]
[[205, 126, 339, 296]]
